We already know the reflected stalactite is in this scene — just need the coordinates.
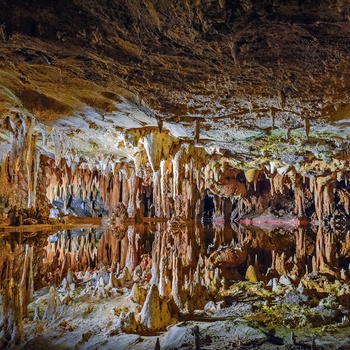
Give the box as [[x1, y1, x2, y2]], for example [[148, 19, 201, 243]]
[[0, 232, 45, 347], [295, 227, 307, 275], [125, 226, 140, 274], [315, 226, 339, 277], [1, 222, 348, 343]]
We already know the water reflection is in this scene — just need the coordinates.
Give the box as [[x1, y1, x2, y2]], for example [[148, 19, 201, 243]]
[[1, 222, 350, 346], [37, 221, 350, 305], [0, 230, 57, 347]]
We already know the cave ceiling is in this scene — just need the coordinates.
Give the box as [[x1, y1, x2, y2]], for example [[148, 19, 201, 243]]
[[0, 0, 350, 172]]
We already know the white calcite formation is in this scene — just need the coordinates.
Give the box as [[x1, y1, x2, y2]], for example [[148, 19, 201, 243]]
[[140, 284, 172, 331]]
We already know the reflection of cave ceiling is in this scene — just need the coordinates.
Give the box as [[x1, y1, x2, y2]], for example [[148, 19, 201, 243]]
[[1, 1, 350, 170]]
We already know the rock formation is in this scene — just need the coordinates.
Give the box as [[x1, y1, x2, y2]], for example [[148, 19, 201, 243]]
[[1, 1, 350, 349]]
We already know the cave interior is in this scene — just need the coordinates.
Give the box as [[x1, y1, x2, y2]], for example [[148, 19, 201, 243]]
[[1, 1, 350, 349]]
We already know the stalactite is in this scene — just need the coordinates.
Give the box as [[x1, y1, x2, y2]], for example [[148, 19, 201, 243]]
[[27, 134, 37, 207], [3, 114, 35, 207], [272, 174, 285, 195], [294, 174, 305, 217], [159, 159, 169, 218], [172, 146, 183, 212], [311, 174, 336, 221]]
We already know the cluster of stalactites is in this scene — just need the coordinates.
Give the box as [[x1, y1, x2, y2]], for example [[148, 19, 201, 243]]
[[268, 169, 347, 221], [44, 158, 141, 216], [0, 113, 39, 208], [230, 167, 350, 222], [42, 128, 350, 222], [44, 142, 208, 220]]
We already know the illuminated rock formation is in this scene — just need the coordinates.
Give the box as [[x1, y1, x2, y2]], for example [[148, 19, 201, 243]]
[[140, 284, 172, 332], [1, 1, 350, 348]]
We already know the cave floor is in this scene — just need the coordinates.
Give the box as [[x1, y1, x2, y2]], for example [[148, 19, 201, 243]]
[[17, 287, 350, 350]]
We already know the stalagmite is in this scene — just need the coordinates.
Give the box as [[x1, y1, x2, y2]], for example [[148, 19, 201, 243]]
[[108, 271, 118, 288], [43, 287, 57, 321], [245, 265, 258, 282], [140, 284, 172, 331], [130, 283, 147, 305], [33, 304, 39, 322]]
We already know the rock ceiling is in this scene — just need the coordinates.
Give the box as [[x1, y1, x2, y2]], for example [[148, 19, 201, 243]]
[[1, 0, 350, 171]]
